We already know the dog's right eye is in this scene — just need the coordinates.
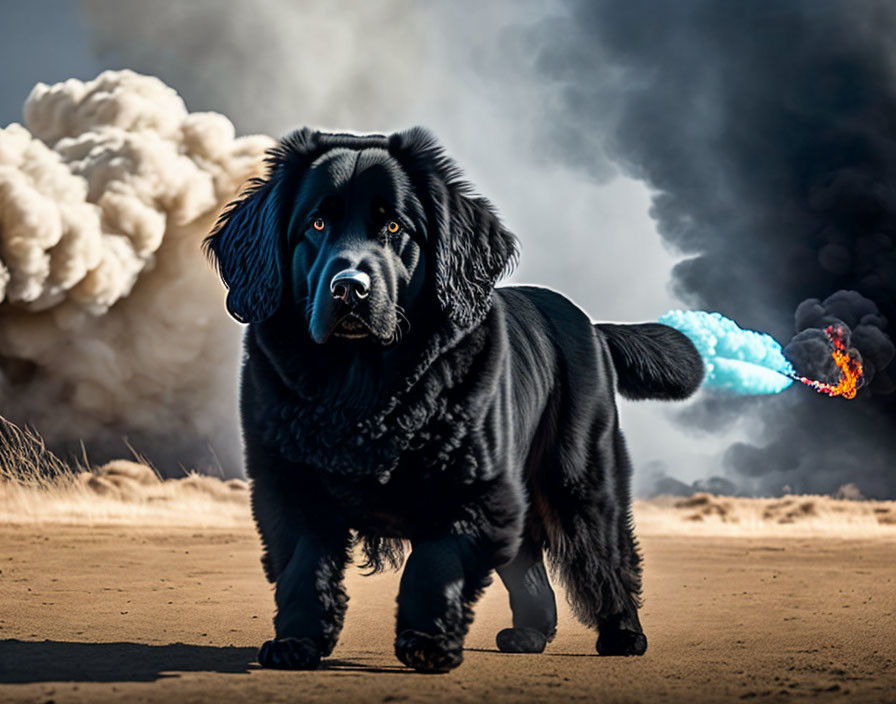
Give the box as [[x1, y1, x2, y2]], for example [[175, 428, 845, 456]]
[[312, 218, 326, 231]]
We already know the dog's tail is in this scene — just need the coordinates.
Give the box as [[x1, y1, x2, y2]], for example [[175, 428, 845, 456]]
[[594, 322, 704, 401]]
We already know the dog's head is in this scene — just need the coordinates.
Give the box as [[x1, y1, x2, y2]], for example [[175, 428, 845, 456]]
[[205, 128, 518, 345]]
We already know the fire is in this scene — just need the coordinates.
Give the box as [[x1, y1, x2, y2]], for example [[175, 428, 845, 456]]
[[790, 325, 864, 399]]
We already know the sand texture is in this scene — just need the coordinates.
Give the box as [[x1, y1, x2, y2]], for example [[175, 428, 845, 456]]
[[1, 471, 895, 703]]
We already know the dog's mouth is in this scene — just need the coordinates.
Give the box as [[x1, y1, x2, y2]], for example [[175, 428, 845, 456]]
[[332, 313, 372, 339], [312, 303, 398, 345]]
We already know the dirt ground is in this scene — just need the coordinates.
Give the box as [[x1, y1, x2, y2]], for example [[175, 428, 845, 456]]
[[1, 521, 894, 703]]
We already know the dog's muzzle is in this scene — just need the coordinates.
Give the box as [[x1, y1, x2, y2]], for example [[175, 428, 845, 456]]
[[330, 269, 370, 302]]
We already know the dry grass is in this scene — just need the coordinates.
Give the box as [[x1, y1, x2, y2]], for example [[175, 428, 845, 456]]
[[0, 415, 249, 526], [634, 492, 896, 538], [0, 415, 77, 486], [3, 415, 896, 535]]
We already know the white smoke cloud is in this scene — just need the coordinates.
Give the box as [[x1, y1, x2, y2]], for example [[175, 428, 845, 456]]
[[0, 70, 273, 475]]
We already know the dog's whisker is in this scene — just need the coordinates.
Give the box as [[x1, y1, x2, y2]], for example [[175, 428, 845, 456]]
[[394, 305, 412, 336]]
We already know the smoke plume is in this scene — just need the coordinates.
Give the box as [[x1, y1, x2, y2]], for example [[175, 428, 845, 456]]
[[0, 70, 272, 475], [81, 0, 428, 137], [525, 0, 896, 496], [787, 290, 894, 389]]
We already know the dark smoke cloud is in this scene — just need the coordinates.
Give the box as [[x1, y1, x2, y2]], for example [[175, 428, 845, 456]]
[[525, 0, 896, 497], [787, 290, 894, 391]]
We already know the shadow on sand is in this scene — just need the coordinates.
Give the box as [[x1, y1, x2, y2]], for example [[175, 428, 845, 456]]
[[0, 640, 420, 683], [0, 639, 257, 683]]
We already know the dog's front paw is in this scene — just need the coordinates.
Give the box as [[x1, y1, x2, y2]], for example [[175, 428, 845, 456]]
[[595, 628, 647, 656], [496, 627, 547, 653], [395, 629, 463, 673], [258, 637, 322, 669]]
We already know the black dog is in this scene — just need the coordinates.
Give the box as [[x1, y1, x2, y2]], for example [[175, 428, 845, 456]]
[[205, 127, 703, 672]]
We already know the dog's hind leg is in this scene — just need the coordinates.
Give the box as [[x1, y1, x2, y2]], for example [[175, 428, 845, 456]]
[[542, 428, 647, 657], [495, 534, 557, 653]]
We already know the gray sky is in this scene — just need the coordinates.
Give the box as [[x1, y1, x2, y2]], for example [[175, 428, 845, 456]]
[[0, 1, 102, 126]]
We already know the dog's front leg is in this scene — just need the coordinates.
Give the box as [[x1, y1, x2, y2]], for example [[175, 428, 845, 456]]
[[394, 533, 493, 673], [258, 530, 351, 670]]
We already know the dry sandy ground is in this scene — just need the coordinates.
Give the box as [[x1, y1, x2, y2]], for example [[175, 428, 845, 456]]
[[1, 468, 895, 703]]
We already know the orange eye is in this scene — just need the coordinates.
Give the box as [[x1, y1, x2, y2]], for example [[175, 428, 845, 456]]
[[312, 218, 325, 231], [387, 220, 401, 234]]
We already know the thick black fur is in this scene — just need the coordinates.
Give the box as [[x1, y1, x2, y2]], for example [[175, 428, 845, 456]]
[[597, 323, 705, 401], [205, 127, 704, 672]]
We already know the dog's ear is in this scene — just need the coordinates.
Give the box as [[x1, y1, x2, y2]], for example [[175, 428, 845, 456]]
[[205, 128, 328, 323], [388, 127, 519, 328]]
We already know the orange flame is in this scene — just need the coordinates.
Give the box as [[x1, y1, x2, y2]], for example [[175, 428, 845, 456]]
[[791, 325, 864, 399]]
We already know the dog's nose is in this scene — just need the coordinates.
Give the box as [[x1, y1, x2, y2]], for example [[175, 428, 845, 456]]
[[330, 269, 370, 302]]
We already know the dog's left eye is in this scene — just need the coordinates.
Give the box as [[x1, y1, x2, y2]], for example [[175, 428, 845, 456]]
[[387, 220, 401, 235]]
